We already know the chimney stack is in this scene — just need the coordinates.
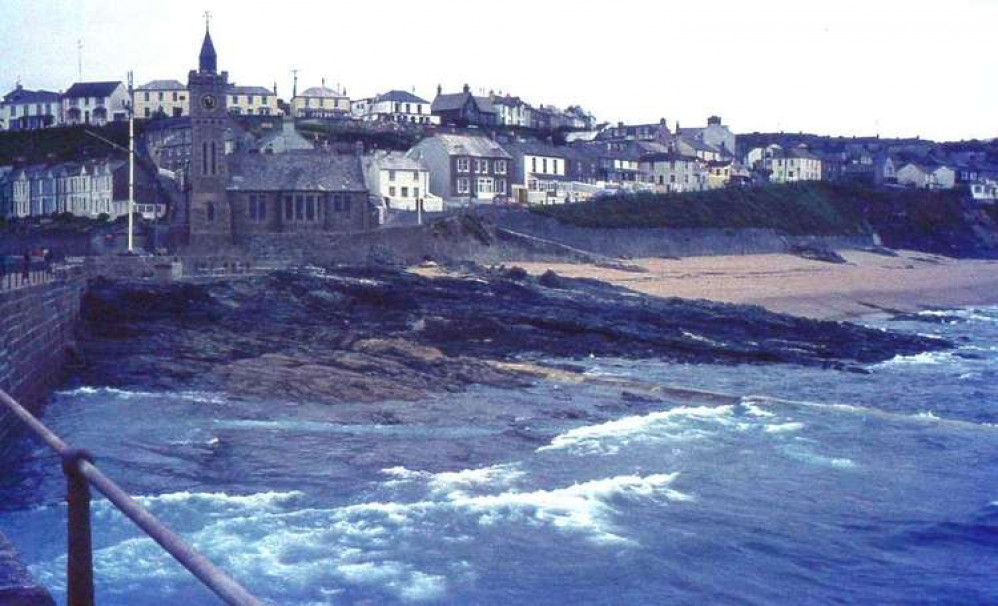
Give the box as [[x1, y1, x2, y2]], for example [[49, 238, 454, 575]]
[[463, 83, 470, 94]]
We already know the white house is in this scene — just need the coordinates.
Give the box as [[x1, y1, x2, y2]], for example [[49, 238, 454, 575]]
[[292, 85, 350, 119], [358, 90, 437, 125], [1, 86, 63, 130], [639, 153, 708, 193], [896, 163, 956, 190], [135, 80, 189, 119], [62, 81, 130, 126], [364, 151, 442, 212], [227, 85, 278, 116], [766, 146, 822, 183]]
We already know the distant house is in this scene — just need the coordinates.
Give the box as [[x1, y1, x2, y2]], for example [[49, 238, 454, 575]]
[[227, 85, 278, 116], [292, 85, 351, 119], [407, 133, 512, 205], [62, 81, 130, 126], [673, 136, 724, 162], [431, 85, 497, 128], [135, 80, 188, 119], [896, 163, 955, 190], [491, 94, 529, 128], [676, 116, 737, 157], [253, 116, 315, 154], [639, 153, 708, 193], [364, 151, 442, 212], [501, 140, 583, 204], [1, 86, 63, 130], [359, 90, 437, 125], [761, 145, 822, 183], [596, 119, 672, 144], [564, 105, 597, 131], [575, 142, 642, 185]]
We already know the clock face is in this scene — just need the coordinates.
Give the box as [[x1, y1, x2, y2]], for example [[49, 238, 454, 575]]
[[200, 94, 217, 110]]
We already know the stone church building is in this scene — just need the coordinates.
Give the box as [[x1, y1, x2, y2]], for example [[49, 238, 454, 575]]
[[186, 24, 371, 250]]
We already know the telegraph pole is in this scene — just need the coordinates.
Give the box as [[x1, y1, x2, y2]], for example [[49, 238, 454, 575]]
[[127, 70, 135, 253]]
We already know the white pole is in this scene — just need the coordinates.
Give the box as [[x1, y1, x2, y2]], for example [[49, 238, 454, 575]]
[[128, 107, 134, 253]]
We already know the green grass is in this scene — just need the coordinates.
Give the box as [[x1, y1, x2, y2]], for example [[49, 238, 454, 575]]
[[0, 123, 138, 166], [529, 182, 965, 236]]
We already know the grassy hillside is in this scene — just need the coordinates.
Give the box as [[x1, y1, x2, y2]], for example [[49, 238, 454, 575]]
[[0, 123, 141, 166], [529, 183, 968, 237]]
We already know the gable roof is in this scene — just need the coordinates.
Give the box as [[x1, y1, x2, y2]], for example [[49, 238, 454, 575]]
[[501, 140, 573, 159], [228, 85, 273, 96], [298, 86, 345, 99], [2, 87, 61, 104], [431, 92, 496, 115], [64, 81, 124, 98], [375, 90, 428, 104], [136, 80, 185, 91], [427, 134, 512, 158], [227, 150, 366, 192]]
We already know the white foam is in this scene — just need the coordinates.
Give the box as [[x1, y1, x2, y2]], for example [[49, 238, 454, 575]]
[[876, 351, 956, 367], [539, 406, 735, 455], [764, 422, 805, 434]]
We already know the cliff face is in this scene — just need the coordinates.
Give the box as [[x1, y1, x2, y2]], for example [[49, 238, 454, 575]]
[[75, 266, 948, 404]]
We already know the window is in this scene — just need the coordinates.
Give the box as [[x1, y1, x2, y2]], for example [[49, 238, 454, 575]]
[[158, 92, 164, 101], [532, 157, 537, 172], [295, 195, 305, 221], [389, 170, 396, 181], [144, 107, 151, 118], [202, 141, 209, 175], [495, 161, 506, 175], [306, 196, 316, 221], [206, 202, 215, 222], [542, 158, 548, 173], [401, 187, 409, 197], [232, 95, 239, 105], [210, 141, 217, 175], [412, 171, 419, 181], [457, 177, 470, 194], [457, 158, 470, 173], [173, 92, 179, 102], [495, 179, 506, 195], [414, 187, 420, 198], [144, 92, 150, 102], [475, 159, 488, 174], [333, 194, 351, 212], [389, 186, 396, 197], [477, 177, 493, 194], [284, 195, 293, 220], [248, 96, 255, 105], [249, 195, 267, 222]]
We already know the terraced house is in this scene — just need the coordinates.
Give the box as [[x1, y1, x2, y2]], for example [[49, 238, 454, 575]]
[[408, 134, 511, 206]]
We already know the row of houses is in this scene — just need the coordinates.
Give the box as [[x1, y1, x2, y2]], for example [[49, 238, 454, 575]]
[[1, 78, 596, 134], [0, 158, 165, 220]]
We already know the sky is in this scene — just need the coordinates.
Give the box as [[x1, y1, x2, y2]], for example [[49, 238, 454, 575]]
[[1, 0, 995, 141]]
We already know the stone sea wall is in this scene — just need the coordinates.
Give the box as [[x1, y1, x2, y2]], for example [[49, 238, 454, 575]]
[[0, 266, 83, 606]]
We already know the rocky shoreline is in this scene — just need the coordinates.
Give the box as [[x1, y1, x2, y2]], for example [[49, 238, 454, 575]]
[[73, 265, 951, 404]]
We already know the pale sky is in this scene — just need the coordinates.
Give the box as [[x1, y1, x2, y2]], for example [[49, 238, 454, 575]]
[[2, 0, 995, 141]]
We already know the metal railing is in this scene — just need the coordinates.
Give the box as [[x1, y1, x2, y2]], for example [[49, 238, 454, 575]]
[[0, 388, 264, 605], [0, 262, 56, 293]]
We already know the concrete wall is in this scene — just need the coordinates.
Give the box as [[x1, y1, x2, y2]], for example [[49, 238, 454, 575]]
[[490, 211, 874, 258]]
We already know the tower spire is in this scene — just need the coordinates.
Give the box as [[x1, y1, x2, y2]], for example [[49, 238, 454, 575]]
[[198, 11, 217, 73]]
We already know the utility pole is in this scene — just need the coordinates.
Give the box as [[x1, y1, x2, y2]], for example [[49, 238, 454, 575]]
[[291, 69, 298, 99], [77, 40, 83, 81], [127, 70, 135, 253]]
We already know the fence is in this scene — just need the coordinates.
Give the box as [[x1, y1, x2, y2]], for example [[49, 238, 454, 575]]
[[0, 388, 264, 605]]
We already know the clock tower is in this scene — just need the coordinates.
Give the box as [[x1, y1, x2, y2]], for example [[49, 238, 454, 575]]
[[187, 16, 232, 248]]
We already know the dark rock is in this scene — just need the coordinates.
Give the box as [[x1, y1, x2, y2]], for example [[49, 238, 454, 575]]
[[75, 265, 951, 403], [788, 244, 848, 264]]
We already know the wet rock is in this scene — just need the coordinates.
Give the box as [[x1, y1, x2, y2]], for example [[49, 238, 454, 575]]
[[75, 265, 951, 403]]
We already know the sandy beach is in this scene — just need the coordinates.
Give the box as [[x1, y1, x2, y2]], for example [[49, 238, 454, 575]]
[[504, 250, 998, 320]]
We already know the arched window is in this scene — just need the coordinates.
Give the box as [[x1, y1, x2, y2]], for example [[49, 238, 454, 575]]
[[202, 141, 209, 175], [210, 141, 217, 175], [206, 202, 215, 223]]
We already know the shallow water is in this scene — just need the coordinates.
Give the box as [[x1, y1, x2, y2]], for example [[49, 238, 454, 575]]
[[1, 307, 996, 604]]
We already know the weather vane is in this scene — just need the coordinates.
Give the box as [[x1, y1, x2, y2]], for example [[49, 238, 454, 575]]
[[204, 10, 212, 30]]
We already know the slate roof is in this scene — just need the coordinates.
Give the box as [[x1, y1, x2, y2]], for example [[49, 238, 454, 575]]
[[64, 81, 123, 98], [640, 152, 702, 163], [228, 85, 273, 96], [500, 140, 573, 159], [227, 150, 366, 192], [431, 134, 512, 158], [372, 151, 426, 171], [375, 90, 428, 104], [3, 87, 61, 104], [431, 92, 496, 114], [298, 87, 345, 98], [136, 80, 185, 91]]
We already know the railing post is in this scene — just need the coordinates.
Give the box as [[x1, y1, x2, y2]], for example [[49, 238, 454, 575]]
[[62, 449, 96, 606]]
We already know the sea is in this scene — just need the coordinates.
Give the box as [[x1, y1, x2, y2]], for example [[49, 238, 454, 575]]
[[1, 306, 996, 605]]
